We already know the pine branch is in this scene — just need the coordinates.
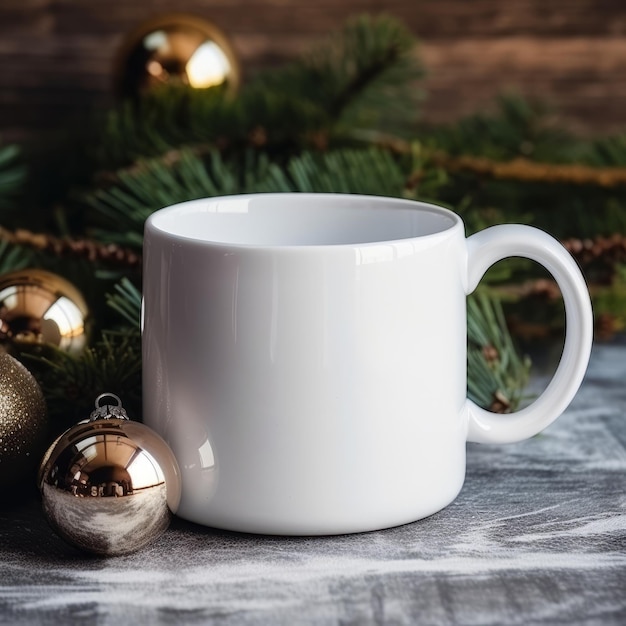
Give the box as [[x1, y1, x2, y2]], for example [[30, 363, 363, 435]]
[[86, 149, 264, 247], [85, 146, 444, 249], [105, 278, 142, 328], [586, 133, 626, 167], [94, 144, 213, 187], [467, 291, 530, 412], [86, 143, 626, 271], [94, 86, 246, 167], [0, 140, 27, 209], [424, 94, 580, 163], [0, 239, 36, 274], [265, 14, 424, 135], [95, 14, 423, 169], [0, 224, 141, 268], [435, 154, 626, 187], [355, 131, 626, 189], [253, 148, 408, 195], [27, 331, 142, 428]]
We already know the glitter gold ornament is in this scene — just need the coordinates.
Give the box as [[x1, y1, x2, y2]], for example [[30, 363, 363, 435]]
[[39, 393, 181, 556], [0, 349, 47, 490], [114, 13, 240, 99], [0, 269, 89, 355]]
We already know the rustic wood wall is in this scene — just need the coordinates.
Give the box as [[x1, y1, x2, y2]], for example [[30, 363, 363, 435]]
[[1, 0, 625, 144]]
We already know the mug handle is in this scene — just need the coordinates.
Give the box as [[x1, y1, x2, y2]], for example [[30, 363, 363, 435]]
[[465, 224, 593, 444]]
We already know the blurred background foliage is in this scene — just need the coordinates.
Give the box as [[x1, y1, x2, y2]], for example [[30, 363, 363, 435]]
[[0, 14, 622, 426]]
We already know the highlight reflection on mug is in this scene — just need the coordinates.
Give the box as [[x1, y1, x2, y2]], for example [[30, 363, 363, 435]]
[[197, 438, 215, 470]]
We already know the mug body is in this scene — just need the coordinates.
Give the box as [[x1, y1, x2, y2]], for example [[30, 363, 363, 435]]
[[142, 193, 468, 534]]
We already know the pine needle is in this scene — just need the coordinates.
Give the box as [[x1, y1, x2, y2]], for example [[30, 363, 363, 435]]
[[0, 140, 26, 210]]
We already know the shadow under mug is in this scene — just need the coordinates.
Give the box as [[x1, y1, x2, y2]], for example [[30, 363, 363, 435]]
[[142, 193, 593, 535]]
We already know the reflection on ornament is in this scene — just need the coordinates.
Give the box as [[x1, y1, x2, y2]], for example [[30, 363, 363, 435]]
[[0, 269, 89, 355], [115, 14, 240, 98], [39, 393, 181, 556], [0, 350, 47, 490], [186, 41, 232, 88]]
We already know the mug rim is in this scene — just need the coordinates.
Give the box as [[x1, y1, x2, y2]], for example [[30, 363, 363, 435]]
[[145, 192, 463, 249]]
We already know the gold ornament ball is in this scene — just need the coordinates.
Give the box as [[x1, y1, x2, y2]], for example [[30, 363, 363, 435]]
[[39, 395, 181, 556], [0, 269, 89, 355], [115, 13, 240, 99], [0, 350, 48, 490]]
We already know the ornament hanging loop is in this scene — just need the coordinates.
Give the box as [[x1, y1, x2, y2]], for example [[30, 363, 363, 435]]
[[89, 392, 129, 421]]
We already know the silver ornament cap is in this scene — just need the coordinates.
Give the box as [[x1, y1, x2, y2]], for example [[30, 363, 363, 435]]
[[39, 393, 181, 556]]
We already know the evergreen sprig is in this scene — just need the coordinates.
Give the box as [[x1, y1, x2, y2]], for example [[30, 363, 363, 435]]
[[29, 331, 142, 428], [586, 133, 626, 167], [0, 139, 39, 271], [0, 240, 35, 274], [257, 14, 423, 137], [95, 15, 422, 169], [423, 95, 626, 241], [87, 150, 267, 246], [0, 140, 26, 210], [424, 95, 580, 163], [24, 279, 143, 426], [253, 148, 408, 195], [105, 277, 142, 329], [425, 94, 626, 171], [467, 290, 531, 411], [87, 147, 442, 248]]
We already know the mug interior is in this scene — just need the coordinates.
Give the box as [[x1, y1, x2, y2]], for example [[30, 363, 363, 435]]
[[148, 193, 459, 246]]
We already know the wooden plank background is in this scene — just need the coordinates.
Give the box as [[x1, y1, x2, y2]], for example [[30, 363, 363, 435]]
[[0, 0, 625, 144]]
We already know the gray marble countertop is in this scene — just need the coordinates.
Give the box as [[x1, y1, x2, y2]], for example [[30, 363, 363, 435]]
[[1, 341, 625, 625]]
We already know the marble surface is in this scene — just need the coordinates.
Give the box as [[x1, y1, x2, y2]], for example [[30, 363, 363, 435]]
[[1, 341, 625, 625]]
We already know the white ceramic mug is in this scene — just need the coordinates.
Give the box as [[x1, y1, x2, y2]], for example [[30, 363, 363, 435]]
[[142, 193, 593, 535]]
